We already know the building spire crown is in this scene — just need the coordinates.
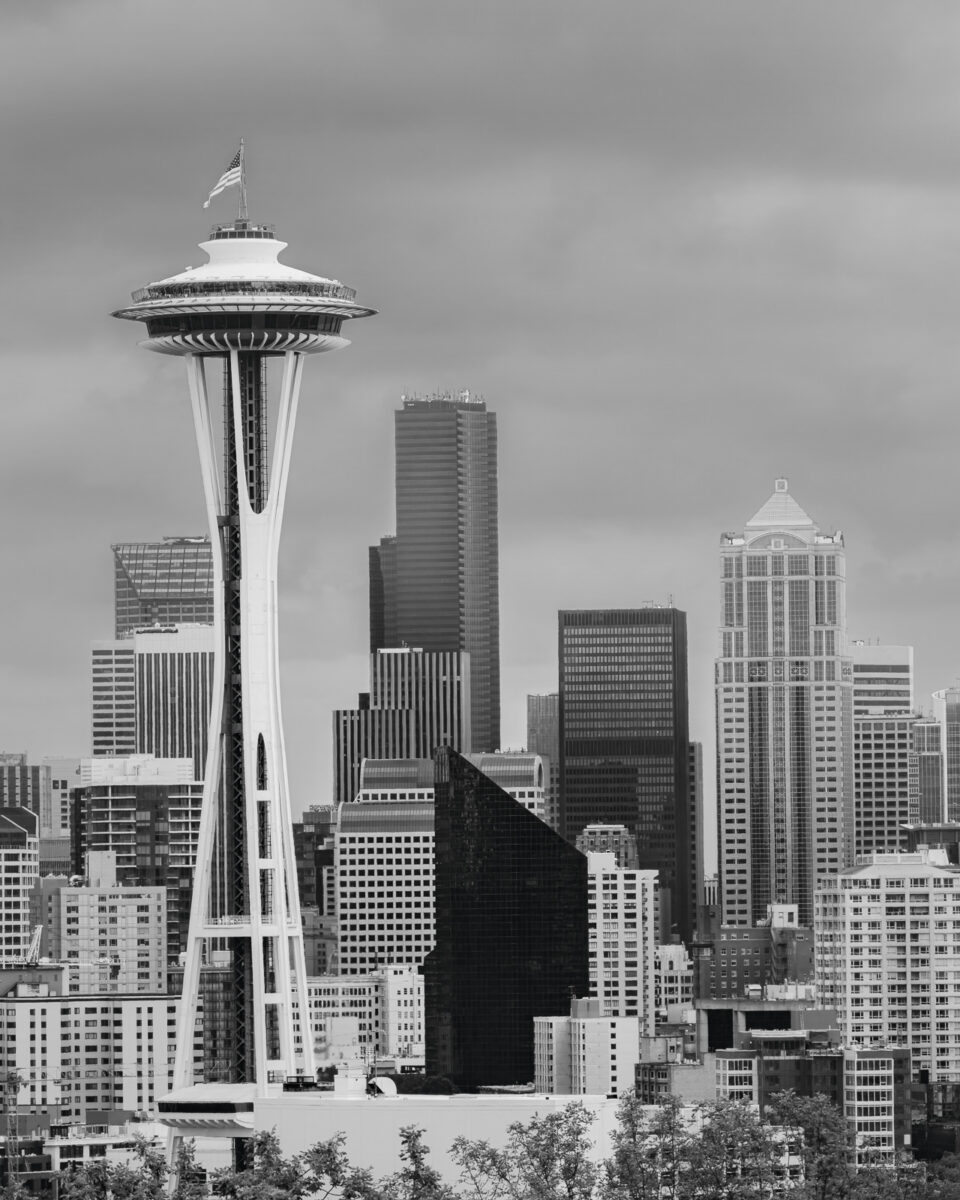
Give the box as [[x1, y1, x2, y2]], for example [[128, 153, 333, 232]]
[[745, 478, 816, 530]]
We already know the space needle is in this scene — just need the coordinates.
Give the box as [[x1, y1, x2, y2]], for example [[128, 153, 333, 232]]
[[112, 147, 375, 1137]]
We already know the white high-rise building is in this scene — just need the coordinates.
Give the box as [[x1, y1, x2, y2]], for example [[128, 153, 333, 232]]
[[716, 479, 853, 927], [0, 808, 39, 962], [587, 852, 657, 1030], [0, 980, 202, 1124], [815, 848, 960, 1083], [34, 853, 166, 994], [534, 997, 640, 1099], [335, 801, 435, 974]]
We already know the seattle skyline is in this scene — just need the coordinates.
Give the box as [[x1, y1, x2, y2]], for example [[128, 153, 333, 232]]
[[5, 2, 960, 859]]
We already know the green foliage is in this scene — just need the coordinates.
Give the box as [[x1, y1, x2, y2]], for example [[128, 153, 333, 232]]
[[452, 1103, 598, 1200], [766, 1089, 852, 1200], [49, 1091, 953, 1200]]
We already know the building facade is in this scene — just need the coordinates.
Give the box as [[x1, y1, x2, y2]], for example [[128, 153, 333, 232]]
[[302, 965, 424, 1063], [333, 648, 470, 806], [425, 749, 588, 1088], [534, 998, 641, 1098], [370, 392, 500, 753], [0, 808, 40, 961], [335, 801, 435, 975], [76, 757, 201, 968], [587, 852, 657, 1030], [559, 606, 691, 941], [716, 479, 853, 927], [933, 687, 960, 823], [527, 693, 560, 830], [92, 626, 215, 780], [0, 981, 202, 1131], [914, 720, 946, 826], [33, 856, 166, 994], [90, 643, 136, 759], [575, 824, 639, 869], [0, 755, 80, 840], [815, 848, 960, 1084], [715, 1033, 911, 1165], [112, 537, 213, 638]]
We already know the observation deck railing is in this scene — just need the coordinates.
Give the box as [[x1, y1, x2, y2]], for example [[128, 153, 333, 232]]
[[131, 280, 358, 304]]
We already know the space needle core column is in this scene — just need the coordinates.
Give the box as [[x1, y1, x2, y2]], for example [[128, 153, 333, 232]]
[[113, 218, 375, 1102]]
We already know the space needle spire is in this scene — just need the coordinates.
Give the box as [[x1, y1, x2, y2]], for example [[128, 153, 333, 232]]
[[113, 182, 375, 1143]]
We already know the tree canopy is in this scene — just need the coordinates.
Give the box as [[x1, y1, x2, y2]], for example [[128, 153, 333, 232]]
[[54, 1093, 959, 1200]]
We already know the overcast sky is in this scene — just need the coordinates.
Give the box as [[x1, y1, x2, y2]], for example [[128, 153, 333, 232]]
[[5, 2, 960, 860]]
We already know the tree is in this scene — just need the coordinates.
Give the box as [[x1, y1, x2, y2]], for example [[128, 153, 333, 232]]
[[685, 1100, 781, 1200], [380, 1127, 458, 1200], [601, 1094, 693, 1200], [766, 1090, 853, 1200], [452, 1103, 597, 1200], [170, 1139, 208, 1200], [210, 1130, 315, 1200]]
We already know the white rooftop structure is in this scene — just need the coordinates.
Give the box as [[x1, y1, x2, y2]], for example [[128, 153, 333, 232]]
[[745, 478, 816, 530]]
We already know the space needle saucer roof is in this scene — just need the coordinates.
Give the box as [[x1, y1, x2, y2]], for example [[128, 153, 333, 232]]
[[112, 219, 376, 356]]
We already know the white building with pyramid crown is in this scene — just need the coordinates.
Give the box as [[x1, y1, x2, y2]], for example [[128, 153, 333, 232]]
[[716, 479, 853, 928]]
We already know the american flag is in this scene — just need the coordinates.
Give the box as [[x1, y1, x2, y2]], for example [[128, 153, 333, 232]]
[[203, 148, 242, 209]]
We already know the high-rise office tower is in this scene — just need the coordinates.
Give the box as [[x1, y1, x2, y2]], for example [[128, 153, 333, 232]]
[[851, 643, 913, 716], [114, 200, 374, 1115], [425, 748, 588, 1088], [113, 537, 214, 637], [133, 625, 216, 779], [687, 742, 705, 935], [716, 479, 853, 928], [932, 687, 960, 822], [370, 391, 500, 753], [333, 647, 470, 805], [850, 644, 917, 860], [558, 606, 691, 942], [91, 642, 136, 757], [913, 720, 945, 825], [92, 626, 215, 780], [527, 693, 560, 829]]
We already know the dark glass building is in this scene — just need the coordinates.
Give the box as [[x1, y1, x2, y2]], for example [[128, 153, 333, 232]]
[[424, 748, 588, 1088], [112, 537, 214, 638], [558, 607, 692, 941], [370, 392, 500, 752]]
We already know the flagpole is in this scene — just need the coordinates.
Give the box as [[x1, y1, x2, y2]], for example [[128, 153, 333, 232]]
[[239, 138, 248, 222]]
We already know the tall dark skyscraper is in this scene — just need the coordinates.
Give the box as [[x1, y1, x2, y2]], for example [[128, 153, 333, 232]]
[[558, 607, 692, 942], [370, 392, 500, 753], [424, 748, 588, 1088], [112, 538, 214, 637]]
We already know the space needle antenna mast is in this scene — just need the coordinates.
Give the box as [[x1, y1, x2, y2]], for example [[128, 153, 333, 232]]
[[112, 150, 375, 1148]]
